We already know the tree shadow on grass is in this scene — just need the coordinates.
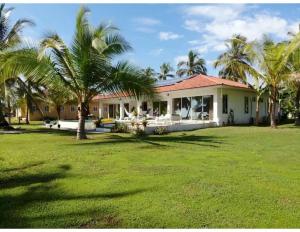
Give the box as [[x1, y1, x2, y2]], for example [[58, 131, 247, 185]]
[[0, 163, 151, 228], [2, 161, 45, 173], [71, 133, 225, 148], [22, 128, 77, 137]]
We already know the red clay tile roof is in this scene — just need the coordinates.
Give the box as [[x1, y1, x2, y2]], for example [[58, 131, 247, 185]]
[[93, 74, 252, 100]]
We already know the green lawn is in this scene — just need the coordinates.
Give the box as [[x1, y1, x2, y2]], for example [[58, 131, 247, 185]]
[[0, 123, 299, 228]]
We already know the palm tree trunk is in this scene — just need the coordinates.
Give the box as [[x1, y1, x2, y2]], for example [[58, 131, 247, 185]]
[[270, 88, 277, 128], [7, 99, 11, 125], [25, 107, 29, 124], [56, 105, 61, 121], [77, 101, 88, 140], [255, 95, 260, 126], [295, 87, 300, 125], [0, 103, 9, 128]]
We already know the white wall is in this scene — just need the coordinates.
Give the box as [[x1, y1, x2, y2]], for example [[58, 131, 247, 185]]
[[217, 87, 269, 125], [99, 86, 269, 125]]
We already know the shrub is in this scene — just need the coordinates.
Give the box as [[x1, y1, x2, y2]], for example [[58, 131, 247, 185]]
[[111, 122, 129, 133], [94, 118, 102, 127], [153, 126, 168, 135], [133, 126, 146, 137], [142, 119, 148, 127]]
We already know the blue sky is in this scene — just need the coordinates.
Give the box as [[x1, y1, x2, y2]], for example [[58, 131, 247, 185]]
[[8, 3, 300, 76]]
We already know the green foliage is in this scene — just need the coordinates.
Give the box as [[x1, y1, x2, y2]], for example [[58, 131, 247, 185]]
[[214, 34, 258, 84], [176, 50, 207, 77], [158, 63, 174, 80], [153, 126, 168, 135], [111, 121, 129, 133]]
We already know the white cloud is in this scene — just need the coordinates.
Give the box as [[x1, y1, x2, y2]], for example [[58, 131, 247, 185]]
[[184, 20, 203, 33], [159, 31, 183, 41], [136, 27, 156, 33], [174, 55, 188, 65], [184, 5, 245, 22], [183, 5, 300, 54], [134, 17, 161, 26], [150, 48, 164, 56], [133, 17, 161, 33]]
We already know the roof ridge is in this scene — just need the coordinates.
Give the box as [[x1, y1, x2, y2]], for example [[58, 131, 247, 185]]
[[201, 74, 220, 84]]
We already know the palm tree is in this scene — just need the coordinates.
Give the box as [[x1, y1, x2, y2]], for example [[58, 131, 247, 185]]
[[288, 60, 300, 125], [46, 79, 74, 120], [142, 67, 157, 79], [214, 34, 257, 84], [0, 4, 34, 128], [176, 50, 207, 77], [158, 63, 174, 80], [36, 7, 155, 139], [259, 40, 292, 128]]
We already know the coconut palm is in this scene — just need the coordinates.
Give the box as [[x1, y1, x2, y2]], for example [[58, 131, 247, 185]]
[[35, 7, 155, 139], [142, 67, 157, 79], [214, 34, 257, 84], [46, 79, 74, 120], [287, 50, 300, 125], [176, 50, 207, 77], [259, 40, 292, 128], [158, 63, 174, 80], [0, 3, 34, 128]]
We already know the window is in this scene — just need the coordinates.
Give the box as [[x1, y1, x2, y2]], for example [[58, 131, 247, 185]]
[[181, 97, 191, 120], [160, 101, 167, 115], [222, 94, 228, 114], [172, 98, 181, 115], [141, 101, 147, 111], [153, 102, 160, 116], [44, 105, 49, 112], [203, 95, 213, 120], [93, 106, 98, 112], [244, 96, 249, 114], [60, 106, 64, 112], [153, 101, 168, 116], [32, 105, 37, 113], [191, 96, 203, 120], [71, 105, 76, 112]]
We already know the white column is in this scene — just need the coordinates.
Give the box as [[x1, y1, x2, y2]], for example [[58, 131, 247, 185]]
[[167, 96, 172, 115], [99, 101, 103, 118], [120, 100, 124, 119], [136, 100, 141, 116], [213, 90, 219, 124], [148, 101, 153, 116]]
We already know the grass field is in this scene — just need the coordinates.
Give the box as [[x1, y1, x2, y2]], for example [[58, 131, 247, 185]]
[[0, 123, 299, 228]]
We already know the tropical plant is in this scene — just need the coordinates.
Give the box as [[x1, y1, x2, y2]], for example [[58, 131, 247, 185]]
[[142, 67, 157, 79], [259, 40, 292, 127], [176, 50, 207, 77], [285, 35, 300, 125], [46, 79, 74, 120], [0, 3, 34, 128], [214, 34, 257, 84], [158, 63, 174, 80], [36, 7, 155, 139]]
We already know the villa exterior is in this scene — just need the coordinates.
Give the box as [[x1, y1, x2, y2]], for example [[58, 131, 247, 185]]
[[96, 74, 269, 126], [18, 74, 270, 126]]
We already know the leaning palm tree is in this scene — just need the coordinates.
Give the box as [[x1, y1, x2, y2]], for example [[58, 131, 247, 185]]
[[214, 34, 257, 84], [158, 63, 174, 80], [0, 3, 34, 128], [176, 50, 207, 77], [36, 7, 155, 139]]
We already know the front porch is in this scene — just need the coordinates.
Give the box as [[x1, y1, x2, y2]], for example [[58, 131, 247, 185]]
[[98, 92, 217, 126]]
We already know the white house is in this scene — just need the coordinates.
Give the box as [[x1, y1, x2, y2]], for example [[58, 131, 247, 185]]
[[95, 74, 269, 126]]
